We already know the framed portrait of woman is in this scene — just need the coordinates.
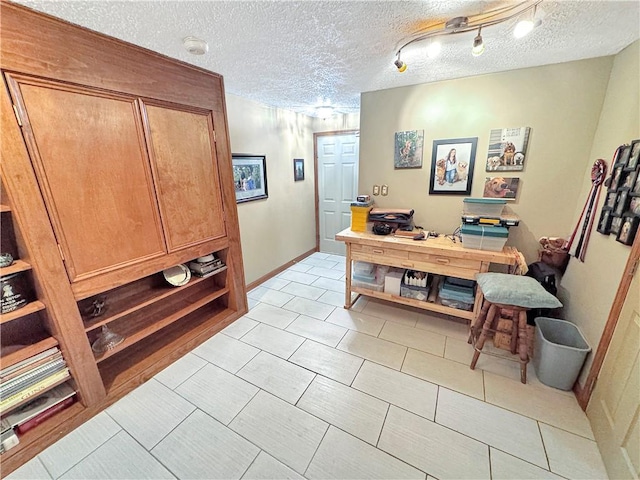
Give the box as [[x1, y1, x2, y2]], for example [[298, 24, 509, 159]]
[[429, 137, 478, 195]]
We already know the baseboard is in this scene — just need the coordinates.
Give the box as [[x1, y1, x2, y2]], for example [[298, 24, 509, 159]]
[[246, 247, 317, 291]]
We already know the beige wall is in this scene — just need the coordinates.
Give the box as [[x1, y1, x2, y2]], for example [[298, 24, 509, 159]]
[[359, 57, 613, 263], [226, 94, 359, 284], [562, 40, 640, 384]]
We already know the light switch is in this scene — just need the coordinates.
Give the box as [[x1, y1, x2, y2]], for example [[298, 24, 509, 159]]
[[381, 184, 388, 196], [373, 185, 380, 196]]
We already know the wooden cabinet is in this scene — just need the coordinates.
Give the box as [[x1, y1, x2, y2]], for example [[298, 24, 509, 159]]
[[336, 228, 517, 321], [0, 2, 246, 473]]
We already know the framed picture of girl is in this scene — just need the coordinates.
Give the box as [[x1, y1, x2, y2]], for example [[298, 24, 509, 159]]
[[429, 137, 478, 195]]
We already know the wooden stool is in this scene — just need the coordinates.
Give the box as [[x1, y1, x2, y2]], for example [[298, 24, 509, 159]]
[[469, 300, 530, 383], [468, 273, 564, 385]]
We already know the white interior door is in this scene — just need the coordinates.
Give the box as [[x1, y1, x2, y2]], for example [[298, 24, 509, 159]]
[[587, 252, 639, 479], [317, 132, 359, 254]]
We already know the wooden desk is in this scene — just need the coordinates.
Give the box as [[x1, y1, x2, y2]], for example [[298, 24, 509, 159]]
[[335, 228, 518, 322]]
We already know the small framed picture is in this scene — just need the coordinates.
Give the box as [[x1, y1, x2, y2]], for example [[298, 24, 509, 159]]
[[605, 191, 617, 209], [610, 215, 623, 236], [597, 209, 613, 235], [293, 158, 305, 181], [622, 169, 638, 189], [615, 189, 630, 216], [627, 139, 640, 171], [609, 165, 624, 191], [232, 154, 268, 203], [616, 214, 640, 246], [618, 145, 632, 169], [630, 196, 640, 216], [632, 173, 640, 195]]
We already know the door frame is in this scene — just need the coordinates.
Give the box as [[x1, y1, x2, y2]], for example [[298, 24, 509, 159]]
[[575, 232, 640, 409], [313, 129, 360, 252]]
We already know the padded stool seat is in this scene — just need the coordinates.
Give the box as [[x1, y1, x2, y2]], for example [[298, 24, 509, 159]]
[[469, 273, 563, 384]]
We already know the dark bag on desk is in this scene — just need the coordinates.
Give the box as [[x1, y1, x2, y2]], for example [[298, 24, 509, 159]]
[[368, 208, 414, 224]]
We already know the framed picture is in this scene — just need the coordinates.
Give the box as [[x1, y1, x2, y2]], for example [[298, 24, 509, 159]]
[[609, 165, 624, 191], [630, 196, 640, 215], [633, 173, 640, 195], [605, 191, 617, 209], [293, 158, 305, 181], [615, 189, 630, 216], [483, 177, 520, 200], [618, 145, 632, 170], [610, 215, 623, 236], [597, 209, 612, 234], [626, 139, 640, 171], [394, 130, 424, 169], [429, 137, 477, 195], [485, 127, 531, 172], [232, 154, 268, 203], [622, 169, 637, 190], [616, 214, 640, 245]]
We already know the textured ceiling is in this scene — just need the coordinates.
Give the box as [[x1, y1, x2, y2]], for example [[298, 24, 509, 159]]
[[12, 0, 640, 117]]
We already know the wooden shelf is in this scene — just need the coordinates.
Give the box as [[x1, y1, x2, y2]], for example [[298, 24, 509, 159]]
[[99, 302, 234, 393], [351, 286, 475, 321], [0, 260, 33, 276], [93, 286, 229, 363], [1, 336, 59, 370], [0, 301, 46, 326], [0, 399, 85, 467], [0, 204, 10, 212], [81, 274, 223, 333]]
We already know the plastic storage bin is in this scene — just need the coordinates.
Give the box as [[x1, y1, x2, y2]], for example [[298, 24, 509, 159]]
[[400, 271, 430, 301], [350, 205, 372, 232], [461, 225, 509, 251], [438, 278, 475, 311], [463, 198, 506, 216], [533, 317, 591, 391]]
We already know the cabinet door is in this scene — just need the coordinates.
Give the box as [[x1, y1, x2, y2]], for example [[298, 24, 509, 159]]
[[6, 75, 166, 282], [143, 103, 226, 252]]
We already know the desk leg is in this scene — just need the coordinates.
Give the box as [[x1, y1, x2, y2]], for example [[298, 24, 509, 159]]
[[344, 243, 354, 309]]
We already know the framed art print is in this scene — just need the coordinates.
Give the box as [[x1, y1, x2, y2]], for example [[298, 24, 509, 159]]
[[232, 154, 268, 203], [293, 158, 305, 181], [394, 130, 424, 169], [485, 127, 530, 172], [610, 215, 623, 236], [614, 189, 630, 216], [626, 139, 640, 171], [616, 214, 639, 245], [609, 165, 624, 191], [429, 137, 477, 195], [597, 209, 612, 235]]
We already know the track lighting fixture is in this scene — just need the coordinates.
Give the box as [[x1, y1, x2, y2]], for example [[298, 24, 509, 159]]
[[392, 0, 542, 72], [394, 55, 407, 73], [472, 28, 485, 56]]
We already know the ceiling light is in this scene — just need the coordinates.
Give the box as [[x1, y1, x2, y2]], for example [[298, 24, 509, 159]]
[[472, 28, 485, 56], [514, 5, 536, 38], [316, 106, 335, 119], [183, 36, 208, 55], [392, 0, 543, 71], [426, 40, 441, 58], [394, 54, 407, 72]]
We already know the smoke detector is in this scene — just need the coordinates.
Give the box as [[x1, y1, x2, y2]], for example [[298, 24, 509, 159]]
[[183, 36, 208, 55]]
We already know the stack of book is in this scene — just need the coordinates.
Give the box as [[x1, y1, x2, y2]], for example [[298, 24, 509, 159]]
[[1, 347, 71, 418], [188, 255, 227, 278]]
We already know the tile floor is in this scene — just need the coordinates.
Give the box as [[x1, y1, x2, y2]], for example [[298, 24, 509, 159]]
[[7, 252, 609, 480]]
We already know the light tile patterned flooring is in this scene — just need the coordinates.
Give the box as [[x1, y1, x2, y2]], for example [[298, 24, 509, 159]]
[[8, 252, 609, 480]]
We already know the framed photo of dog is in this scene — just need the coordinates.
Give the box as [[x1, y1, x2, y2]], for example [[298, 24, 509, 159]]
[[483, 177, 519, 200], [429, 137, 477, 195], [485, 127, 531, 172]]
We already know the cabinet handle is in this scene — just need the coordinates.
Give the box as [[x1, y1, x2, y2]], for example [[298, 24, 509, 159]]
[[372, 249, 384, 254], [435, 258, 450, 265], [401, 262, 414, 267]]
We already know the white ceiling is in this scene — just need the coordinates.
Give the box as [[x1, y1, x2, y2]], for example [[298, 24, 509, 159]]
[[12, 0, 640, 117]]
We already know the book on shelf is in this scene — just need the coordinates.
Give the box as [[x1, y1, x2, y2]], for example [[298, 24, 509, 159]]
[[16, 395, 75, 435], [0, 368, 70, 415], [1, 351, 63, 384], [1, 358, 67, 398], [5, 382, 75, 429], [0, 418, 18, 454], [0, 347, 60, 378]]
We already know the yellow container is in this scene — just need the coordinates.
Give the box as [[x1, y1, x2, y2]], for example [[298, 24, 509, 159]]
[[350, 206, 372, 232]]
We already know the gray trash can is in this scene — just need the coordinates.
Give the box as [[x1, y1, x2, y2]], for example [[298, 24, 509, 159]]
[[533, 317, 591, 391]]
